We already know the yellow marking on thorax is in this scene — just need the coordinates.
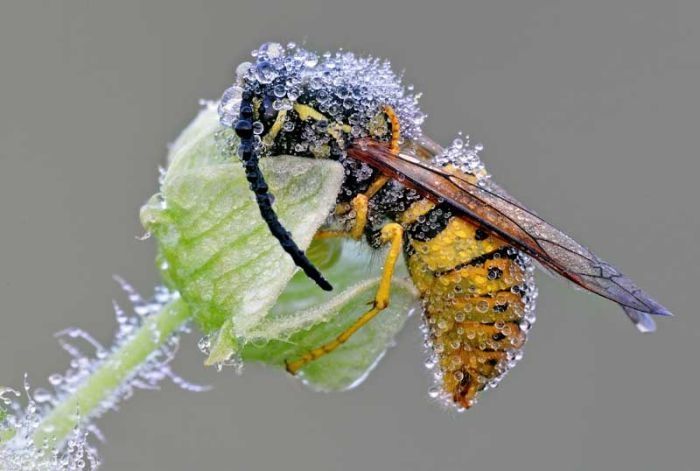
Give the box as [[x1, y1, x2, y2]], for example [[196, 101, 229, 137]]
[[293, 103, 351, 148], [328, 123, 352, 141], [294, 103, 327, 121]]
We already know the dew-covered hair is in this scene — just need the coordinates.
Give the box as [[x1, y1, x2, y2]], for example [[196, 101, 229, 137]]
[[219, 42, 426, 157]]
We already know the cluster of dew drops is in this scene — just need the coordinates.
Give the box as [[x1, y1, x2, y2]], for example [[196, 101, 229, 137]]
[[423, 262, 538, 411], [435, 133, 488, 181], [1, 382, 99, 471], [421, 255, 538, 411], [0, 280, 207, 470], [217, 41, 426, 157]]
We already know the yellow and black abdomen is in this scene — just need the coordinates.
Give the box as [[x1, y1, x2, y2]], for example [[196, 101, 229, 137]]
[[396, 196, 537, 409]]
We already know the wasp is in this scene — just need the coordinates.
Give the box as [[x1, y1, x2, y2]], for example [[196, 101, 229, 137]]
[[220, 42, 671, 409]]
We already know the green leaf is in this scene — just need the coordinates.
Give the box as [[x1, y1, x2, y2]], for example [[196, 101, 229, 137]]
[[242, 246, 418, 391], [165, 104, 233, 175]]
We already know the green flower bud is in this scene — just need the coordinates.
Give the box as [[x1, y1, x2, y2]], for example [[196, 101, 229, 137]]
[[142, 105, 417, 390]]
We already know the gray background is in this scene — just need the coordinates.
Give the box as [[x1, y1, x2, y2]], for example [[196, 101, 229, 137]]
[[0, 1, 697, 470]]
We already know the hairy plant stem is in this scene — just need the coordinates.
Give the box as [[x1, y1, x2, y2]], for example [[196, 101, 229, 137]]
[[32, 298, 191, 448]]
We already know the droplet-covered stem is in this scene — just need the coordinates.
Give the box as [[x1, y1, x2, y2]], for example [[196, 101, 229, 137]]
[[33, 299, 191, 448]]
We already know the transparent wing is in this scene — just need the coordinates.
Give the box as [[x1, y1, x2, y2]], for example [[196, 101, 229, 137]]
[[348, 138, 671, 332]]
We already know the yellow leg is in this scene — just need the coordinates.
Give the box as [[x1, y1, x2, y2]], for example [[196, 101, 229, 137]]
[[314, 194, 369, 241], [383, 105, 401, 153], [364, 175, 390, 199], [285, 222, 405, 374]]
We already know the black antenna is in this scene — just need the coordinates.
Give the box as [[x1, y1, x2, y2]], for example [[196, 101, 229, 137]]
[[234, 91, 332, 291]]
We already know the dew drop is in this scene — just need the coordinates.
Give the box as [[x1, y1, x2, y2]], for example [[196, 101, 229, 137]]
[[48, 374, 64, 386], [255, 61, 278, 84], [257, 42, 284, 60], [273, 84, 286, 98]]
